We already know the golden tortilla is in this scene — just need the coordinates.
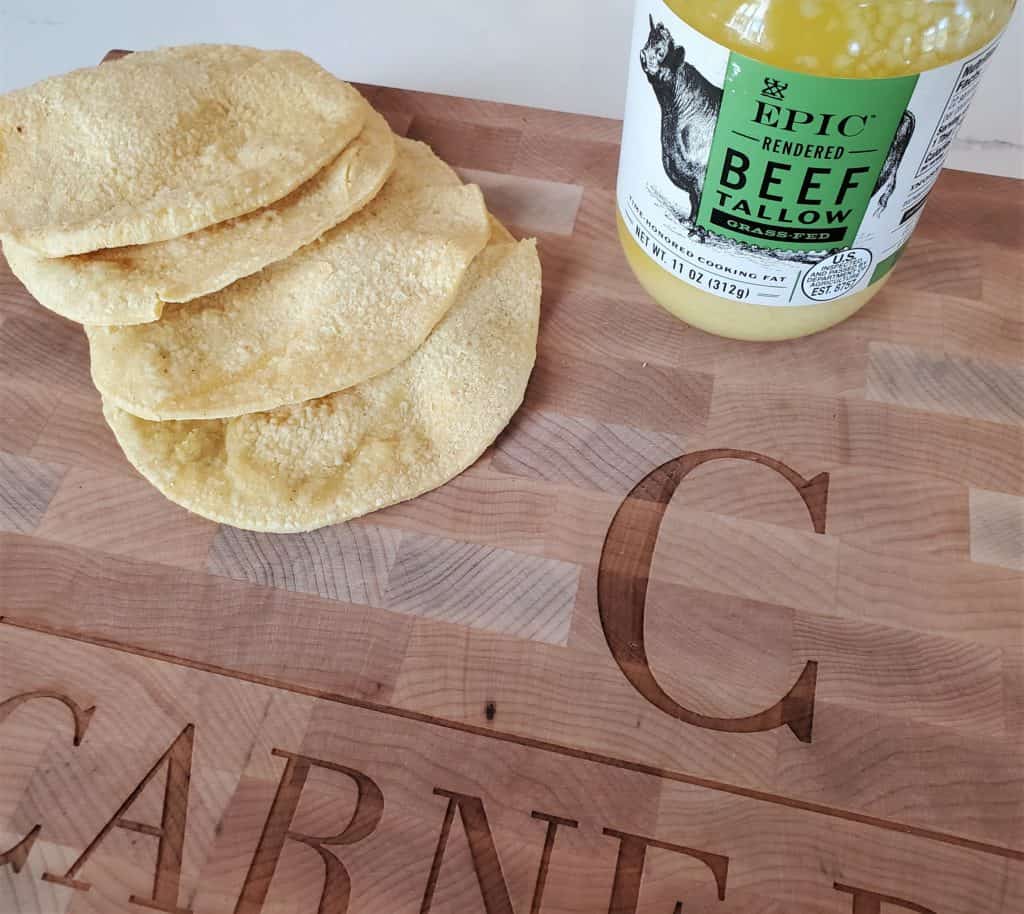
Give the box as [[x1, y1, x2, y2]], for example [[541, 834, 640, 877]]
[[87, 138, 491, 420], [0, 45, 367, 256], [3, 108, 396, 325], [103, 234, 541, 533]]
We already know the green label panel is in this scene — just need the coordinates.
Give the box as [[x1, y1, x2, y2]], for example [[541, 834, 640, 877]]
[[696, 55, 917, 251], [870, 242, 910, 284]]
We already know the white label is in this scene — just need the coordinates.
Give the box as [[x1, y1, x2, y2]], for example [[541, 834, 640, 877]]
[[617, 1, 1005, 307]]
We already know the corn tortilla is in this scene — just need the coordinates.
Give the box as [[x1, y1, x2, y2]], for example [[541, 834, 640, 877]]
[[87, 139, 491, 420], [103, 233, 541, 533], [0, 45, 367, 256], [3, 108, 396, 326]]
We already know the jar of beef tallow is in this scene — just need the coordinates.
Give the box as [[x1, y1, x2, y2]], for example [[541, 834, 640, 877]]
[[617, 0, 1017, 340]]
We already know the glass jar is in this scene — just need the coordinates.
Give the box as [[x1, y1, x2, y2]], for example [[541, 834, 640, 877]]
[[617, 0, 1017, 340]]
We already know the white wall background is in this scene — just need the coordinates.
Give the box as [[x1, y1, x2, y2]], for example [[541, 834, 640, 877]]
[[1, 0, 1021, 177]]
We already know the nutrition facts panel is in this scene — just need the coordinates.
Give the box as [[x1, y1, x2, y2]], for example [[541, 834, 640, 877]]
[[905, 38, 1003, 218]]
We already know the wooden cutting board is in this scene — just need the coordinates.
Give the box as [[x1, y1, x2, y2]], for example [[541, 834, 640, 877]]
[[1, 71, 1022, 914]]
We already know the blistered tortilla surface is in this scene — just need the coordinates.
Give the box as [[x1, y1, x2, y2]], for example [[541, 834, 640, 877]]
[[0, 45, 367, 256], [3, 108, 396, 326], [88, 138, 491, 419], [104, 234, 541, 533]]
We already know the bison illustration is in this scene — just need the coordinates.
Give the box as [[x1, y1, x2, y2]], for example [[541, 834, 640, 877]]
[[641, 17, 915, 229], [871, 110, 916, 216], [641, 15, 722, 224]]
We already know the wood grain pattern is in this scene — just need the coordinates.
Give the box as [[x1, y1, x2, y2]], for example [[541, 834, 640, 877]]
[[492, 410, 687, 494], [866, 342, 1024, 425], [28, 390, 125, 473], [36, 467, 218, 570], [0, 381, 61, 456], [454, 167, 584, 236], [1, 77, 1022, 912], [970, 488, 1024, 571], [526, 348, 714, 433], [0, 315, 89, 392], [384, 533, 579, 644], [0, 452, 63, 534], [2, 623, 1020, 914], [209, 524, 402, 606], [837, 541, 1022, 645]]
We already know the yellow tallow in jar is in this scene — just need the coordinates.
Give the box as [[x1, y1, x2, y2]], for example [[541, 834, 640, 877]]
[[617, 0, 1017, 340]]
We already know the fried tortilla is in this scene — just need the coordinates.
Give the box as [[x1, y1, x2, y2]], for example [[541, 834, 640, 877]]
[[88, 139, 491, 419], [3, 108, 396, 325], [0, 45, 367, 255], [104, 232, 541, 532]]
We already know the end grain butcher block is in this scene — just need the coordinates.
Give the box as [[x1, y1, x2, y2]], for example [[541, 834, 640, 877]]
[[1, 75, 1022, 914]]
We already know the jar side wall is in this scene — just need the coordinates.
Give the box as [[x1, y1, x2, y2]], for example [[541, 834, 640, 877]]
[[662, 0, 1017, 78], [617, 0, 1011, 340], [617, 213, 892, 341]]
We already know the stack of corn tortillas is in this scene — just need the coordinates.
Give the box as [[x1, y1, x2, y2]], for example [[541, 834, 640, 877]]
[[1, 45, 540, 533]]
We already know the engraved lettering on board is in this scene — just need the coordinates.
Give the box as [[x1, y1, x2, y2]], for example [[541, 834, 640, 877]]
[[0, 42, 1009, 914], [603, 828, 728, 913], [420, 790, 580, 914], [43, 723, 197, 913], [234, 749, 384, 914], [0, 686, 987, 912], [835, 882, 939, 914], [0, 690, 96, 873], [598, 449, 825, 742], [0, 441, 988, 911]]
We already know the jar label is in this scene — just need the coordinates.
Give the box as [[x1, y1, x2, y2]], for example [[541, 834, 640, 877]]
[[617, 2, 1004, 306]]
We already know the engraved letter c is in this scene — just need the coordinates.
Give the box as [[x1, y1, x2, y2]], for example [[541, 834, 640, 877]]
[[598, 449, 825, 743]]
